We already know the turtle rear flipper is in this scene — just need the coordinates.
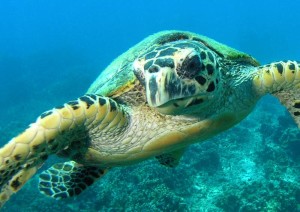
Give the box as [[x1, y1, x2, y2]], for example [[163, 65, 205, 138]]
[[273, 90, 300, 127], [155, 148, 186, 168], [0, 94, 128, 207], [253, 61, 300, 127], [39, 161, 108, 199]]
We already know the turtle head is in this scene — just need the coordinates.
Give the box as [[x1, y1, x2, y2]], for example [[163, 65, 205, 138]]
[[133, 40, 222, 115]]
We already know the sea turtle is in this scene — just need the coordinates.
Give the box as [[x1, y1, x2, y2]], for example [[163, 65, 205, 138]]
[[0, 30, 299, 207]]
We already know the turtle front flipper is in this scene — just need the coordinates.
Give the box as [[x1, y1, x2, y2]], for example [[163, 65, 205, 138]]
[[39, 161, 108, 199], [252, 61, 300, 127], [0, 94, 128, 207]]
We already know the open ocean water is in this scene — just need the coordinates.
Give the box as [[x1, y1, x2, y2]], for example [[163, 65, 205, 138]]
[[1, 0, 300, 211]]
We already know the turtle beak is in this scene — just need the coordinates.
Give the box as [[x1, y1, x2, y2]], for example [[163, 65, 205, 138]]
[[144, 65, 199, 108], [145, 66, 178, 107]]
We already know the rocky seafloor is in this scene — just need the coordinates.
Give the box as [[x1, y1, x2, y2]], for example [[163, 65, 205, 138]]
[[1, 88, 300, 211]]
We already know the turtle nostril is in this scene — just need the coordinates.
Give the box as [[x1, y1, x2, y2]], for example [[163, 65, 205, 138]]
[[179, 55, 202, 79], [148, 65, 159, 73]]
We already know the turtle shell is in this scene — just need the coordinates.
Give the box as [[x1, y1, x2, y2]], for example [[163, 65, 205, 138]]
[[87, 30, 260, 96]]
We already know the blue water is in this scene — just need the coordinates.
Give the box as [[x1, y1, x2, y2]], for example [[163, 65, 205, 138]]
[[1, 1, 300, 211]]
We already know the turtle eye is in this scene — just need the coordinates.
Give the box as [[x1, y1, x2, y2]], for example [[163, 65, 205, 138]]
[[187, 55, 201, 70], [148, 65, 159, 73], [178, 54, 202, 79]]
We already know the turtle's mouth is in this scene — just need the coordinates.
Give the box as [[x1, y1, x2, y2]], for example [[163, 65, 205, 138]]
[[156, 95, 208, 115]]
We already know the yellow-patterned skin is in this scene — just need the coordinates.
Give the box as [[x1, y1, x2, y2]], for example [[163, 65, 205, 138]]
[[253, 61, 300, 125], [0, 95, 127, 205], [0, 31, 299, 206], [253, 61, 300, 93]]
